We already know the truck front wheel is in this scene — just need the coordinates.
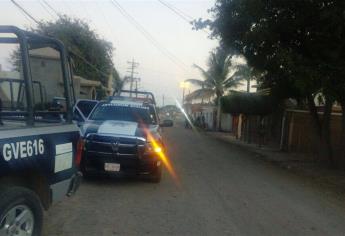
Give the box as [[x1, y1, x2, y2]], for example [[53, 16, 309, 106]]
[[0, 186, 43, 236], [149, 164, 162, 183]]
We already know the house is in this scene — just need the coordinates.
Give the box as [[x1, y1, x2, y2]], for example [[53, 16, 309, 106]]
[[29, 47, 112, 101], [184, 103, 217, 130], [72, 76, 99, 100]]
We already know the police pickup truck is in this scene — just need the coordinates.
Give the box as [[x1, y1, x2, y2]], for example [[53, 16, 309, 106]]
[[0, 26, 81, 235], [75, 90, 172, 183]]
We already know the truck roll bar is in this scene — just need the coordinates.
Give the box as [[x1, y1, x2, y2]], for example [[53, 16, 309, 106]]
[[113, 90, 156, 105], [0, 25, 73, 124]]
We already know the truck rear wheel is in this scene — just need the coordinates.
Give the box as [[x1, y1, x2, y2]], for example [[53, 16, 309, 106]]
[[0, 186, 43, 236]]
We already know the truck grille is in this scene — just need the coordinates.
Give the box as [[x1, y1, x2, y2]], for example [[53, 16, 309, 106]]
[[85, 134, 145, 158]]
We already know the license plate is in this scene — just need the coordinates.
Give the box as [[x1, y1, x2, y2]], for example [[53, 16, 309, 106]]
[[104, 163, 120, 172]]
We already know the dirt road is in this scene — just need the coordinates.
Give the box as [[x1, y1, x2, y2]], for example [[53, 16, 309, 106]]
[[43, 125, 345, 236]]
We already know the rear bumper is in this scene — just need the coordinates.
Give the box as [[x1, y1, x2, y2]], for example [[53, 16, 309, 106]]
[[50, 172, 82, 203], [67, 172, 82, 196]]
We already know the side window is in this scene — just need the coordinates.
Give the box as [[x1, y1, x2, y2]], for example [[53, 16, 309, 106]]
[[28, 45, 68, 123], [74, 100, 98, 120], [0, 34, 27, 128], [148, 106, 158, 124]]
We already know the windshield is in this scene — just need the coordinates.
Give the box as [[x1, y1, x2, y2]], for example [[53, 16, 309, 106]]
[[89, 103, 155, 125]]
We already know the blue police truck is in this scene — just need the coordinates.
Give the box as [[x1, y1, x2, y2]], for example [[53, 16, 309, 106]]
[[0, 26, 82, 236]]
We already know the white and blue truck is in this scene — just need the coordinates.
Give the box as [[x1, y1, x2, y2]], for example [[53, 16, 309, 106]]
[[0, 26, 82, 236]]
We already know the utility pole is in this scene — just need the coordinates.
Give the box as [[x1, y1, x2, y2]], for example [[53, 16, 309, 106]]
[[247, 77, 250, 93], [134, 77, 141, 97], [162, 95, 165, 107], [126, 58, 139, 96]]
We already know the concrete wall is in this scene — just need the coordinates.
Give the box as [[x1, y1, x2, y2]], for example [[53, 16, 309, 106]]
[[0, 71, 24, 109], [29, 55, 64, 105], [29, 56, 99, 103], [204, 110, 214, 130], [221, 113, 232, 132], [240, 112, 283, 147], [283, 110, 343, 163]]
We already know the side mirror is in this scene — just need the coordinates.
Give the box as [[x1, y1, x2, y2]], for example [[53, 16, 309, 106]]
[[160, 119, 173, 127]]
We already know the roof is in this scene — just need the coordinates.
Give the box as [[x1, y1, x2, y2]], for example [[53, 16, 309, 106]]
[[29, 47, 60, 60], [0, 71, 20, 80], [74, 76, 101, 87]]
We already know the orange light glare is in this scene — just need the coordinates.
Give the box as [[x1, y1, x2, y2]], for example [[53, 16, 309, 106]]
[[154, 146, 162, 153], [144, 129, 179, 185]]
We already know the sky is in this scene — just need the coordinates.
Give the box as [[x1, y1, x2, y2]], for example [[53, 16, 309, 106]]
[[0, 0, 219, 105]]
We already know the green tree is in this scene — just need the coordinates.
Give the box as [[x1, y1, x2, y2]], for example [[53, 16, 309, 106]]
[[186, 48, 242, 130], [196, 0, 345, 165]]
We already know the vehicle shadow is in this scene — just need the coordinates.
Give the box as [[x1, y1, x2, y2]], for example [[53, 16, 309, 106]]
[[81, 174, 157, 187]]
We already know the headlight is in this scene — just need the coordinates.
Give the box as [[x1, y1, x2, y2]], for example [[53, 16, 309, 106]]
[[145, 142, 163, 154]]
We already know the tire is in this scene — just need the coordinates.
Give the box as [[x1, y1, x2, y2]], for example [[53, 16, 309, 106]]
[[80, 160, 92, 180], [81, 171, 93, 181], [149, 164, 162, 183], [0, 186, 43, 236]]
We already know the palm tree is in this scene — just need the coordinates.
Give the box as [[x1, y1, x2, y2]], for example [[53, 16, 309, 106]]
[[186, 49, 242, 131], [235, 64, 264, 92]]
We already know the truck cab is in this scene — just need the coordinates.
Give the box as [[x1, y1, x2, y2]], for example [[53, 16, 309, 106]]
[[0, 26, 81, 236], [75, 90, 172, 183]]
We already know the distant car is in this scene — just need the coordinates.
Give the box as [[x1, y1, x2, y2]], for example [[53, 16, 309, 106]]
[[162, 119, 173, 127], [75, 94, 171, 182]]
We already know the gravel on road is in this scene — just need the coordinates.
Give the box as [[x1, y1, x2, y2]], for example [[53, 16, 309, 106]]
[[42, 125, 345, 236]]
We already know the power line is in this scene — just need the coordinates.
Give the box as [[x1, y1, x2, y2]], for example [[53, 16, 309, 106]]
[[12, 4, 32, 25], [42, 0, 60, 17], [38, 0, 55, 19], [157, 0, 209, 34], [160, 0, 194, 21], [10, 0, 110, 80], [95, 1, 118, 42], [110, 0, 179, 66], [157, 0, 192, 23], [64, 1, 78, 17], [110, 0, 189, 72], [48, 0, 118, 69], [10, 0, 40, 24]]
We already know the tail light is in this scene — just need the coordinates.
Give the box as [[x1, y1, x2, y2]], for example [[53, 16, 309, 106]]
[[75, 139, 84, 167]]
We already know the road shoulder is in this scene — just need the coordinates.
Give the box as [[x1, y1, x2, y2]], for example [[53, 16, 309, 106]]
[[205, 131, 345, 199]]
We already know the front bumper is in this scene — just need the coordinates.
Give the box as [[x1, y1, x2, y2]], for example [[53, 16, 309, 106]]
[[82, 153, 160, 175]]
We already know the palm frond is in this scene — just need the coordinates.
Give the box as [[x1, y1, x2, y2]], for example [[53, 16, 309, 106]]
[[185, 79, 205, 87], [185, 88, 214, 102], [193, 64, 216, 86], [223, 75, 244, 89], [221, 55, 233, 79], [190, 49, 247, 99], [223, 80, 244, 89]]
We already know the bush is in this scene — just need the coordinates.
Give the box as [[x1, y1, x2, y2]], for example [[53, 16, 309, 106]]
[[221, 93, 278, 115]]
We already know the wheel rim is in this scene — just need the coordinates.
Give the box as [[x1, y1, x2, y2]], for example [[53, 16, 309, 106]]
[[0, 205, 35, 236]]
